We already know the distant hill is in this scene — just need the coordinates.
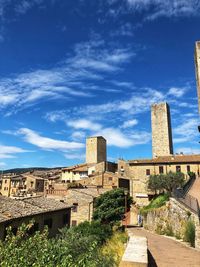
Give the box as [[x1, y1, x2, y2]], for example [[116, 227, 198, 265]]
[[1, 167, 64, 174]]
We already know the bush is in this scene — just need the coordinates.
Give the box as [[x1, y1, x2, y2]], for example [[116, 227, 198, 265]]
[[140, 193, 169, 216], [0, 221, 117, 267], [184, 220, 195, 247]]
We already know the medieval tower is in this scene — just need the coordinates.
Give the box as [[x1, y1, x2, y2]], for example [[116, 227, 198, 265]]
[[195, 41, 200, 113], [151, 102, 173, 158], [86, 136, 107, 164]]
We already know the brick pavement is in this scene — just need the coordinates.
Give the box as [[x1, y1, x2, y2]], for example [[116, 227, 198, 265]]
[[128, 227, 200, 267]]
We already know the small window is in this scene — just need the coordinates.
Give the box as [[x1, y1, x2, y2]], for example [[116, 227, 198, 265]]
[[5, 180, 7, 184], [109, 177, 113, 181], [187, 165, 190, 173], [176, 166, 181, 172], [44, 218, 53, 229], [72, 203, 78, 212], [146, 169, 150, 176], [159, 166, 164, 174], [72, 220, 77, 226], [30, 181, 34, 187]]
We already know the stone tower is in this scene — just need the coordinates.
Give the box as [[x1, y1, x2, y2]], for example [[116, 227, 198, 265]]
[[195, 41, 200, 113], [151, 102, 173, 158], [86, 136, 107, 164]]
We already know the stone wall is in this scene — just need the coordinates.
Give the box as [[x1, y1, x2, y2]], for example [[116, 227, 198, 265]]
[[143, 198, 200, 249]]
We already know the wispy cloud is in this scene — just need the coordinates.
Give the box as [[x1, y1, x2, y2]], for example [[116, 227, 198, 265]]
[[67, 119, 102, 131], [121, 119, 138, 129], [126, 0, 200, 20], [0, 37, 135, 115], [0, 144, 30, 159], [17, 128, 84, 151], [173, 118, 199, 143]]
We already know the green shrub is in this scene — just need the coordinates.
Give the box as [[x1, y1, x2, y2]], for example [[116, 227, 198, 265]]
[[140, 193, 169, 215], [184, 220, 195, 247]]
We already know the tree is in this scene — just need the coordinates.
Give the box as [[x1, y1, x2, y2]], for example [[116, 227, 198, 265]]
[[147, 172, 185, 196], [162, 171, 185, 194], [148, 174, 163, 194], [93, 188, 133, 225]]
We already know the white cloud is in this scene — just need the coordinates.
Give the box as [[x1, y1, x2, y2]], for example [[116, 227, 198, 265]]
[[126, 0, 200, 19], [167, 87, 187, 98], [67, 119, 102, 131], [173, 118, 199, 143], [0, 38, 134, 115], [64, 153, 85, 160], [0, 144, 30, 159], [121, 119, 138, 128], [94, 127, 150, 148], [18, 128, 84, 151]]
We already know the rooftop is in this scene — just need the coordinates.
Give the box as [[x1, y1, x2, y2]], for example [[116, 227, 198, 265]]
[[0, 196, 71, 223], [128, 154, 200, 165]]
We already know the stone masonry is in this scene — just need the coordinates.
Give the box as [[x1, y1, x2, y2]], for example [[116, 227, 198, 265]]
[[195, 41, 200, 113], [151, 102, 173, 158], [86, 136, 107, 164]]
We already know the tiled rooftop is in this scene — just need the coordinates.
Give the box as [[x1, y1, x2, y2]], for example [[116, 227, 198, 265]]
[[0, 196, 71, 223], [128, 154, 200, 164]]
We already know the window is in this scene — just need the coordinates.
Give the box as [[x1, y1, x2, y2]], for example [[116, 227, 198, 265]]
[[72, 203, 78, 212], [44, 218, 53, 229], [109, 177, 113, 181], [63, 213, 70, 226], [4, 180, 7, 184], [176, 166, 181, 172], [30, 181, 34, 187], [146, 169, 150, 176], [72, 220, 77, 226], [159, 166, 164, 174], [187, 165, 190, 173]]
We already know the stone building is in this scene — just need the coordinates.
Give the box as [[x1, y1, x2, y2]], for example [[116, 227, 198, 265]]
[[0, 196, 71, 239], [86, 136, 107, 164], [0, 173, 45, 197], [61, 161, 118, 183], [151, 102, 173, 158], [195, 41, 200, 113], [64, 188, 110, 226], [122, 154, 200, 206]]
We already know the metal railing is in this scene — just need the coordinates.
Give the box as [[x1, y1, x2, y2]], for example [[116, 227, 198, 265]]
[[173, 189, 200, 219]]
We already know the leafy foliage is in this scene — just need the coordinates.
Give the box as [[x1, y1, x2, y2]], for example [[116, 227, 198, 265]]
[[93, 188, 133, 225], [148, 172, 185, 195], [0, 220, 124, 267], [184, 220, 195, 247], [140, 193, 169, 215]]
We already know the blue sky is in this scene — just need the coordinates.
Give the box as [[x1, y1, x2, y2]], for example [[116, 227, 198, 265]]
[[0, 0, 200, 169]]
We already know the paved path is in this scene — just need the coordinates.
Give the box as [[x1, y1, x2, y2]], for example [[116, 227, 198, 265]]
[[128, 227, 200, 267], [188, 177, 200, 204]]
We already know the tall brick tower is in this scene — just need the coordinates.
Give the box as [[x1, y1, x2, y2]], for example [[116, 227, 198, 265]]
[[86, 136, 107, 164], [151, 102, 173, 158], [195, 41, 200, 113]]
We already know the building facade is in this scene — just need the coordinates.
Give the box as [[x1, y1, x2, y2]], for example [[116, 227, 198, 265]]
[[0, 196, 71, 239], [124, 155, 200, 206], [86, 136, 107, 164], [151, 102, 173, 158], [195, 41, 200, 113]]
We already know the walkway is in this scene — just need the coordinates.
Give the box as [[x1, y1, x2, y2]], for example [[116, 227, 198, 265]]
[[188, 176, 200, 204], [128, 227, 200, 267]]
